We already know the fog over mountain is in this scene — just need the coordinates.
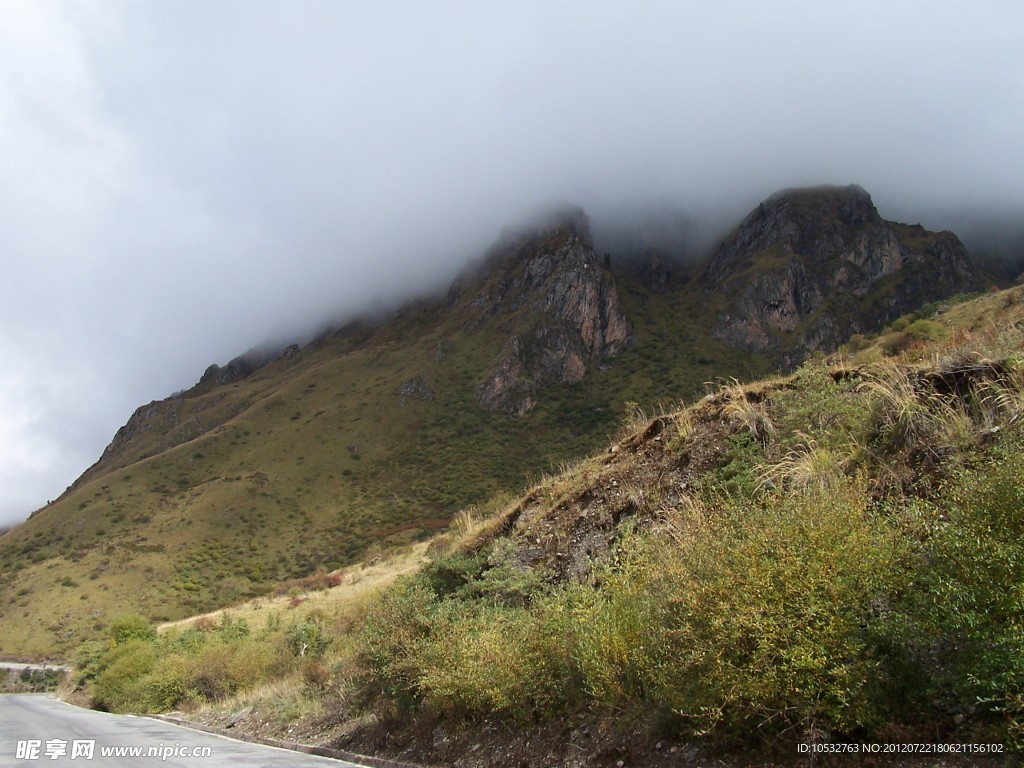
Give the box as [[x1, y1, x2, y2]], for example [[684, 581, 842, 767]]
[[2, 1, 1022, 527]]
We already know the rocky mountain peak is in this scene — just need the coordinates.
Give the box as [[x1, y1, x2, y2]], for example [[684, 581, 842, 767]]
[[454, 206, 633, 415], [701, 184, 979, 363], [704, 184, 881, 286]]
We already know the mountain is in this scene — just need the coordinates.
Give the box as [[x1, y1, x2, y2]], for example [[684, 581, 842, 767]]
[[0, 186, 982, 656], [333, 282, 1024, 761], [702, 184, 980, 365], [455, 206, 633, 415]]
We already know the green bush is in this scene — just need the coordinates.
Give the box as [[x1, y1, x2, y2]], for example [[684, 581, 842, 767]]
[[359, 578, 440, 709], [216, 612, 250, 641], [91, 639, 159, 712], [418, 551, 488, 598], [417, 597, 580, 719], [904, 318, 946, 342], [108, 614, 157, 645], [357, 543, 574, 718], [284, 618, 332, 658], [82, 610, 288, 713], [576, 481, 907, 743], [145, 653, 197, 711], [180, 639, 283, 702], [773, 361, 872, 453], [905, 436, 1024, 744]]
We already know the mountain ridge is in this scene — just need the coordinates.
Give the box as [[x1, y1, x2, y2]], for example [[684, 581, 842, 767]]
[[0, 184, 986, 656]]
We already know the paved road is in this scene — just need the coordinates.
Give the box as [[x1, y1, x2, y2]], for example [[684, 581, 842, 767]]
[[0, 663, 70, 673], [0, 695, 367, 767]]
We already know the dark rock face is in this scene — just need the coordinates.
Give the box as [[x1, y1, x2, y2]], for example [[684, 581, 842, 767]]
[[632, 250, 674, 293], [702, 185, 979, 363], [463, 210, 634, 414], [200, 355, 255, 386]]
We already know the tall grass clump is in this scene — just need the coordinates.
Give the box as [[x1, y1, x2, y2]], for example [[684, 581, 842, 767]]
[[978, 363, 1024, 427], [758, 434, 852, 491], [721, 379, 775, 445], [858, 360, 1000, 463], [859, 362, 945, 454]]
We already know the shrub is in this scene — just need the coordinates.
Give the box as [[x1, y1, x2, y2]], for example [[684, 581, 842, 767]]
[[576, 481, 907, 743], [109, 614, 157, 645], [905, 318, 946, 342], [73, 640, 108, 689], [216, 613, 250, 641], [418, 550, 487, 598], [188, 644, 234, 700], [880, 331, 913, 357], [773, 361, 872, 452], [417, 598, 580, 719], [284, 618, 332, 658], [91, 639, 159, 712], [146, 653, 196, 711], [301, 658, 331, 692], [359, 578, 439, 709], [904, 435, 1024, 744]]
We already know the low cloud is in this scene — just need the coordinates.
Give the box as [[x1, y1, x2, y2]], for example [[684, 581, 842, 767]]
[[2, 1, 1023, 526]]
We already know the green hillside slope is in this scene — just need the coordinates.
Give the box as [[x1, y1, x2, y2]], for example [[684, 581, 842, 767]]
[[68, 284, 1024, 764], [0, 188, 981, 657]]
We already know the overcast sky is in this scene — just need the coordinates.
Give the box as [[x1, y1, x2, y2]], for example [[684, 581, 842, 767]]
[[2, 1, 1023, 528]]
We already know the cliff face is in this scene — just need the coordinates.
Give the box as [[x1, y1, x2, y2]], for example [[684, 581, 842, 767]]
[[452, 210, 633, 414], [702, 185, 979, 363]]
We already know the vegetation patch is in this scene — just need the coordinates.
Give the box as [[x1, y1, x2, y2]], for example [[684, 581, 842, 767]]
[[348, 343, 1024, 750]]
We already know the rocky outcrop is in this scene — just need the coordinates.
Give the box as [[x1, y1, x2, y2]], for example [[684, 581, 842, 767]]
[[200, 356, 255, 386], [96, 398, 188, 464], [457, 209, 634, 415], [198, 346, 284, 388], [63, 392, 231, 494], [702, 185, 979, 364], [476, 337, 537, 416], [397, 377, 435, 406], [68, 349, 282, 492]]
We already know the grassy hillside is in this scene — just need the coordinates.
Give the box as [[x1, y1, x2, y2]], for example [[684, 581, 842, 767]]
[[342, 285, 1024, 753], [0, 194, 985, 658], [64, 284, 1024, 761], [0, 256, 775, 657]]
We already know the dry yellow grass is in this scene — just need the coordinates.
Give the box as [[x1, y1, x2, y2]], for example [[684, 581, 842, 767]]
[[195, 672, 317, 717], [720, 377, 776, 444], [158, 542, 429, 636]]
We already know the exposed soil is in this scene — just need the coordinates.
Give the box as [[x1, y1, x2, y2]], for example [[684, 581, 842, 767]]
[[469, 377, 790, 585]]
